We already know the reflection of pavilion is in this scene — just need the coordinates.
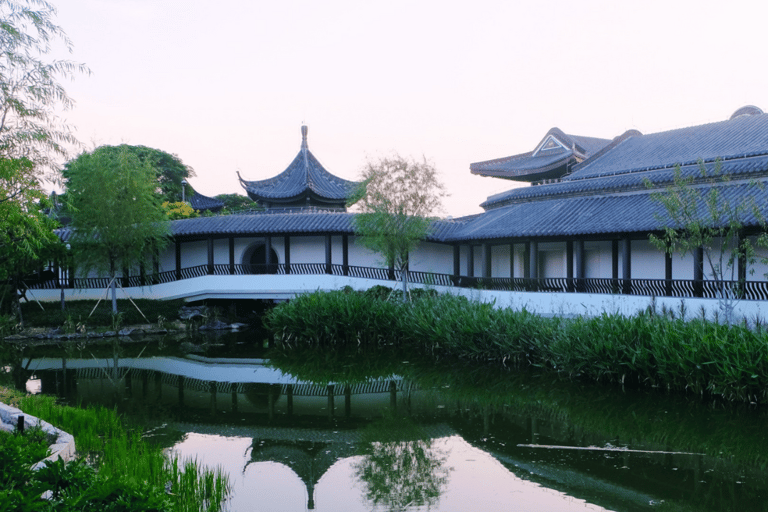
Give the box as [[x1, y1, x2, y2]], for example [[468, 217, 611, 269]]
[[245, 423, 456, 510]]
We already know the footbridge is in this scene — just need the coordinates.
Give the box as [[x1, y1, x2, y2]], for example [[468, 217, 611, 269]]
[[21, 263, 768, 320]]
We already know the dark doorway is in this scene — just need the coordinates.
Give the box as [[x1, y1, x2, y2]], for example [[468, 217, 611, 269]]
[[244, 244, 279, 274]]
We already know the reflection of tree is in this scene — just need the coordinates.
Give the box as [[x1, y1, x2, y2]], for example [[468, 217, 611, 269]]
[[353, 415, 451, 512]]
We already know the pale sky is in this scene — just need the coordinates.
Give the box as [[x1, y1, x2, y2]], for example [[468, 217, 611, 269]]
[[48, 0, 768, 217]]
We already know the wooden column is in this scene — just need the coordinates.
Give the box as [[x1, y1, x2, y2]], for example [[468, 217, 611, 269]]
[[175, 242, 181, 281], [737, 232, 747, 299], [482, 243, 491, 279], [621, 238, 631, 295], [453, 245, 461, 285], [528, 241, 538, 280], [342, 235, 349, 276], [509, 244, 515, 279], [152, 252, 159, 284], [264, 235, 272, 273], [665, 250, 673, 297], [574, 240, 584, 292], [229, 237, 235, 275], [523, 242, 531, 280], [207, 237, 214, 275], [693, 246, 704, 297], [325, 235, 332, 274], [467, 245, 475, 278], [284, 236, 291, 274], [566, 241, 574, 292], [611, 239, 620, 293]]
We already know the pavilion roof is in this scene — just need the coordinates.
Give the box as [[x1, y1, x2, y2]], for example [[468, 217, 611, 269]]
[[470, 128, 611, 182], [239, 126, 360, 209]]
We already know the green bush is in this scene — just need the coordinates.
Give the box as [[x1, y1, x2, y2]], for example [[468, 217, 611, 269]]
[[265, 289, 768, 403]]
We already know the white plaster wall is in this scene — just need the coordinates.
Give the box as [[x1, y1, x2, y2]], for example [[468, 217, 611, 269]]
[[491, 244, 510, 278], [539, 242, 566, 278], [347, 238, 380, 267], [749, 237, 768, 280], [289, 236, 325, 264], [585, 241, 611, 278], [180, 241, 208, 268], [513, 245, 525, 278], [632, 239, 665, 279], [410, 242, 454, 274]]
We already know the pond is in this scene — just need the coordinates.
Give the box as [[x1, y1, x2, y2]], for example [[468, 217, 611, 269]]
[[10, 332, 768, 511]]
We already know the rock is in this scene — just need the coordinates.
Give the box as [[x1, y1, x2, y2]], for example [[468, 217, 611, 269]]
[[179, 306, 208, 320], [199, 320, 229, 331], [118, 327, 143, 336]]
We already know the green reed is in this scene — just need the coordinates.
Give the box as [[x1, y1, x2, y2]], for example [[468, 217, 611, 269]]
[[16, 394, 230, 512], [265, 289, 768, 403]]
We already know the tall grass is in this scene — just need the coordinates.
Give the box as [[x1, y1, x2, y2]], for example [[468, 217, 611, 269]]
[[16, 394, 230, 512], [264, 289, 768, 403]]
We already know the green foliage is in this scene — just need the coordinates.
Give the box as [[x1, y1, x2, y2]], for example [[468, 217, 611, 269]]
[[0, 0, 90, 175], [213, 193, 259, 214], [0, 158, 62, 280], [17, 394, 230, 512], [264, 290, 402, 347], [0, 426, 50, 492], [266, 290, 768, 403], [350, 154, 446, 300], [647, 160, 768, 320], [63, 146, 171, 312], [19, 299, 188, 328]]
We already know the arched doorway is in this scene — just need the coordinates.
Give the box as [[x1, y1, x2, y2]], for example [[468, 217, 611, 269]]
[[242, 243, 279, 274]]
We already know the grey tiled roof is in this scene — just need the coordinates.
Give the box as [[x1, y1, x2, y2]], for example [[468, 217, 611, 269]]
[[570, 112, 768, 180], [481, 154, 768, 210], [171, 211, 463, 243], [172, 211, 356, 237], [470, 127, 611, 180], [447, 179, 768, 242], [239, 127, 360, 205], [189, 192, 224, 212]]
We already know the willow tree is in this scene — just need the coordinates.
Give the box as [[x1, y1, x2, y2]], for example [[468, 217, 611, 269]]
[[64, 147, 170, 313], [350, 154, 446, 301]]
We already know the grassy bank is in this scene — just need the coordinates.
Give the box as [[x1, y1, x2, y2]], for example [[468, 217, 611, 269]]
[[2, 387, 229, 511], [264, 288, 768, 403]]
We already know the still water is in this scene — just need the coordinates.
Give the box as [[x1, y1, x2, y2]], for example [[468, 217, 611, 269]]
[[14, 333, 768, 511]]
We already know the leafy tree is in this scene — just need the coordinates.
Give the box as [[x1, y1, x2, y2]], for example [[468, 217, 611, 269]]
[[214, 192, 259, 213], [648, 160, 768, 322], [350, 154, 446, 301], [78, 144, 195, 203], [63, 146, 170, 313], [0, 0, 89, 175], [0, 157, 62, 321], [0, 1, 85, 322]]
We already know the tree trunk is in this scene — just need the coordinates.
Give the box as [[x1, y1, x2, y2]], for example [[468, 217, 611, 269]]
[[402, 267, 408, 302], [111, 274, 118, 314]]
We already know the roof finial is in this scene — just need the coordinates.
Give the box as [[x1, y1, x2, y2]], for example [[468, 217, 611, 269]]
[[301, 125, 308, 149]]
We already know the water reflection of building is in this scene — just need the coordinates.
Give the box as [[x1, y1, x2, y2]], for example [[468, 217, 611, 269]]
[[24, 356, 411, 421], [23, 355, 768, 511]]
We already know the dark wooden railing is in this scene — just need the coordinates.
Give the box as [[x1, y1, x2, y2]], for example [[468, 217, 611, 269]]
[[21, 264, 768, 301]]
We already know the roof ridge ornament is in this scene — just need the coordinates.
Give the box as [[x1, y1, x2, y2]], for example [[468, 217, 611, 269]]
[[301, 125, 308, 150]]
